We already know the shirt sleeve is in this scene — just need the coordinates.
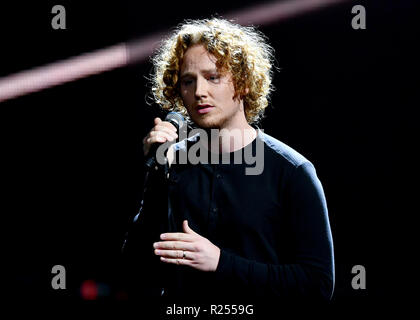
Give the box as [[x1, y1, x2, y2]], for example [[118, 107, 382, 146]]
[[214, 161, 335, 300]]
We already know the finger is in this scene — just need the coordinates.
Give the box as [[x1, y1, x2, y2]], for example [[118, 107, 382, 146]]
[[154, 249, 183, 259], [149, 131, 177, 142], [155, 249, 195, 260], [154, 117, 162, 125], [160, 257, 193, 266], [153, 241, 196, 251], [147, 136, 166, 144], [183, 220, 199, 236], [160, 121, 178, 133], [147, 132, 176, 146], [160, 232, 195, 242], [147, 133, 173, 144], [153, 125, 178, 138]]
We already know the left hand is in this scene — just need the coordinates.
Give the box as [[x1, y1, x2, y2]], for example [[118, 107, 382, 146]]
[[153, 220, 221, 272]]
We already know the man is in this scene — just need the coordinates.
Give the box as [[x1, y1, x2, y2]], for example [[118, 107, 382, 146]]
[[122, 18, 334, 306]]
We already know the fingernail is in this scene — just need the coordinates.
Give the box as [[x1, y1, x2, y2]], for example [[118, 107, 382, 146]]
[[153, 242, 158, 248], [160, 234, 166, 239]]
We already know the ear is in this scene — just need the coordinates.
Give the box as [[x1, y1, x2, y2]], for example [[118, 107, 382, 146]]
[[234, 87, 249, 101]]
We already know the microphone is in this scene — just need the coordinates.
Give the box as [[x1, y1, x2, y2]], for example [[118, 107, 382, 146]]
[[145, 112, 186, 170]]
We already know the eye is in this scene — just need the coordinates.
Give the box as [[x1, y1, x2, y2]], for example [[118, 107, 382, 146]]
[[208, 74, 220, 82], [181, 79, 193, 86]]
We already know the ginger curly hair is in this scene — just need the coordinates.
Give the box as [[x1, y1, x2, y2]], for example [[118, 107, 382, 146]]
[[149, 18, 276, 125]]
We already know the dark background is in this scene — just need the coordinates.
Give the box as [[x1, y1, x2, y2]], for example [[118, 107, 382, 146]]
[[1, 0, 417, 313]]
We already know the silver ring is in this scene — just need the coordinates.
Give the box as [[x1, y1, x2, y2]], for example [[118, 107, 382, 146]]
[[183, 251, 186, 259]]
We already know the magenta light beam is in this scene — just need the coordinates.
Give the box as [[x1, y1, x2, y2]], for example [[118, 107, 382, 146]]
[[0, 0, 352, 103]]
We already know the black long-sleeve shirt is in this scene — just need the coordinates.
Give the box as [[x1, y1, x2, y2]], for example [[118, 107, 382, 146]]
[[122, 128, 334, 304]]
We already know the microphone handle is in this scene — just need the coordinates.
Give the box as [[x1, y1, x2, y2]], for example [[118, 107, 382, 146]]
[[144, 142, 163, 170]]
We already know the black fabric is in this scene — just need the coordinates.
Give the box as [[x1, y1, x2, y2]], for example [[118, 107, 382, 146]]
[[121, 129, 334, 305]]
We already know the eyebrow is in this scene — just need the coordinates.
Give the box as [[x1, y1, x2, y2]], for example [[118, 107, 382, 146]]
[[180, 69, 219, 79]]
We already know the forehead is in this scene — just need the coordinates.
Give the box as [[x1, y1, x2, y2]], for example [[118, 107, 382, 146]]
[[180, 44, 218, 73]]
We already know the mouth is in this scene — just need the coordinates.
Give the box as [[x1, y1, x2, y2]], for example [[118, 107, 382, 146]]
[[196, 104, 215, 114]]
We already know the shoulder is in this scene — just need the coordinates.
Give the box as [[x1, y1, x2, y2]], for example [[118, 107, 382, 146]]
[[257, 131, 326, 198], [257, 129, 311, 169]]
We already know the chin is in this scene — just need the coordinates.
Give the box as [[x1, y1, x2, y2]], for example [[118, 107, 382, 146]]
[[192, 115, 222, 129]]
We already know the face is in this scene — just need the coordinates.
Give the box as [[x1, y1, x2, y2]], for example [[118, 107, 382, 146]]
[[179, 44, 247, 130]]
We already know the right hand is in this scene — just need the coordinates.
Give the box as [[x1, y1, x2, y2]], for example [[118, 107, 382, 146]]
[[143, 117, 178, 156]]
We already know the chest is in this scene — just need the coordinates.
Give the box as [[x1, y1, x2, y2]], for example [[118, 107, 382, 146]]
[[167, 163, 290, 237]]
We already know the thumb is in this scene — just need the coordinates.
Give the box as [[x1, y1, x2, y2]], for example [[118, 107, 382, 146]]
[[183, 220, 198, 235], [154, 117, 162, 125]]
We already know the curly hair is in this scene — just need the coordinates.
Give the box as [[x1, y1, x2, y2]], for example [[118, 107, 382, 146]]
[[149, 18, 276, 125]]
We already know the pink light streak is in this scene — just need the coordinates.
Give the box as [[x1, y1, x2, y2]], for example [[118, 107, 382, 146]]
[[0, 44, 128, 103], [226, 0, 351, 25], [0, 0, 352, 103]]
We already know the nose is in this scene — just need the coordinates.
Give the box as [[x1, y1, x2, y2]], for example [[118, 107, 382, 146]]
[[194, 77, 208, 100]]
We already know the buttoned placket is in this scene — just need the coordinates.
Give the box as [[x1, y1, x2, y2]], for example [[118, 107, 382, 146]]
[[207, 164, 222, 235]]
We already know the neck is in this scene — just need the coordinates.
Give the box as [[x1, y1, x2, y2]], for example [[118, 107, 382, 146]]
[[201, 121, 257, 154], [218, 123, 256, 153]]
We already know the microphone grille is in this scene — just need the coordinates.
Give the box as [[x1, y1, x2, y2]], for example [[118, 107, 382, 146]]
[[165, 112, 185, 129]]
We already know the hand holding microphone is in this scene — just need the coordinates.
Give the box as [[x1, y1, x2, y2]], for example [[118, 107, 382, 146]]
[[143, 112, 185, 169]]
